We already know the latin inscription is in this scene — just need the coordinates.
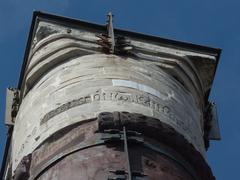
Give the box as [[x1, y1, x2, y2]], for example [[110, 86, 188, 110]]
[[14, 90, 204, 167], [40, 91, 179, 125], [39, 91, 202, 150]]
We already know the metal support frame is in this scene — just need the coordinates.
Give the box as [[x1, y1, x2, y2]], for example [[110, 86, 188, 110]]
[[102, 126, 198, 180], [26, 124, 199, 180], [102, 127, 147, 180]]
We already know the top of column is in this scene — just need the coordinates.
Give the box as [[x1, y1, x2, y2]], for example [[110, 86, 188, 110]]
[[17, 11, 221, 102]]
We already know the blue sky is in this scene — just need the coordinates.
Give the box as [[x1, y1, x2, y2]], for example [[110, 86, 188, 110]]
[[0, 1, 239, 179]]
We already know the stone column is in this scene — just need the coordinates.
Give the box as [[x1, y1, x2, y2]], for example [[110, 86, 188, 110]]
[[2, 11, 221, 180]]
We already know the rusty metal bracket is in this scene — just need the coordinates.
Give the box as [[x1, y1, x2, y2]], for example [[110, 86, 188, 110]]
[[101, 126, 145, 180], [96, 13, 133, 55], [108, 170, 148, 180], [108, 170, 127, 180], [101, 129, 143, 144], [98, 112, 199, 180], [5, 88, 20, 125], [101, 129, 123, 143], [123, 127, 148, 180], [131, 172, 148, 180], [96, 34, 133, 55], [115, 36, 133, 54]]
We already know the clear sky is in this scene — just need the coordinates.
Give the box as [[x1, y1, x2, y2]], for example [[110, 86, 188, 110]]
[[0, 1, 238, 179]]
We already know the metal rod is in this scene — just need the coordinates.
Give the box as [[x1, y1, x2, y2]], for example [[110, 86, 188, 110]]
[[123, 126, 132, 180], [107, 12, 115, 53]]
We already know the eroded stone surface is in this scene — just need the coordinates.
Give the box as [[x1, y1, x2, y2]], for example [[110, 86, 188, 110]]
[[13, 54, 205, 171], [12, 18, 218, 173]]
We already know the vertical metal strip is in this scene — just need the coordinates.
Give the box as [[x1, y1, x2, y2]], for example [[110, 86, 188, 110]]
[[123, 126, 132, 180]]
